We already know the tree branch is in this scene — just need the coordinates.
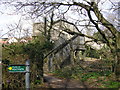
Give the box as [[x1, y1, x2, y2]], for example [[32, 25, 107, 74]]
[[87, 7, 112, 49], [91, 2, 116, 37], [44, 35, 78, 59]]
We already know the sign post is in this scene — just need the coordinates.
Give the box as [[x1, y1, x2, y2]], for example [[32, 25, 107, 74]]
[[0, 60, 2, 90], [8, 60, 30, 89], [25, 60, 30, 90]]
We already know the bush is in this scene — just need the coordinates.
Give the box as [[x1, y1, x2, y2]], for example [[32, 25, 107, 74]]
[[2, 37, 54, 88]]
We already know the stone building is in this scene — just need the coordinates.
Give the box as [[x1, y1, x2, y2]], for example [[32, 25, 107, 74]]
[[33, 21, 86, 71]]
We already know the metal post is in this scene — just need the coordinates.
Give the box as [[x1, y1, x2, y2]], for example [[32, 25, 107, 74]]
[[0, 43, 2, 90], [25, 60, 30, 90], [0, 60, 2, 90]]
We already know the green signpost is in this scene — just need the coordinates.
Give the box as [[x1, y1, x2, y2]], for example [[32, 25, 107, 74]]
[[8, 65, 26, 72], [8, 60, 30, 89]]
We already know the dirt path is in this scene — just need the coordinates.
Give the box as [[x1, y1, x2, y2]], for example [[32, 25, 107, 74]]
[[43, 74, 88, 88]]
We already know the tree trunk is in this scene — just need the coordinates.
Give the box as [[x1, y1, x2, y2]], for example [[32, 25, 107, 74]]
[[48, 54, 53, 72], [115, 51, 120, 80], [114, 32, 120, 80], [70, 43, 75, 65], [44, 17, 47, 36]]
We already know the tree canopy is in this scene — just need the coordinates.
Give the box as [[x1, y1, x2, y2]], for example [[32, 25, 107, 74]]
[[1, 0, 120, 79]]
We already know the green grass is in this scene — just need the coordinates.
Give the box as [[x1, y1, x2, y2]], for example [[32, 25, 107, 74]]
[[50, 66, 120, 88], [102, 81, 120, 88]]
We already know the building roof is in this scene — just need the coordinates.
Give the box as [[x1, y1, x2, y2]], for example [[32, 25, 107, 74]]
[[7, 37, 18, 44], [0, 40, 7, 44]]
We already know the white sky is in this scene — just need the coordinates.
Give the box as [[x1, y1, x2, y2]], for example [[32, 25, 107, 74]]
[[0, 14, 20, 27], [0, 0, 119, 38], [0, 14, 33, 38]]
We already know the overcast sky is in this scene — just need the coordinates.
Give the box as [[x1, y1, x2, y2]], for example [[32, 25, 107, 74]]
[[0, 0, 119, 38]]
